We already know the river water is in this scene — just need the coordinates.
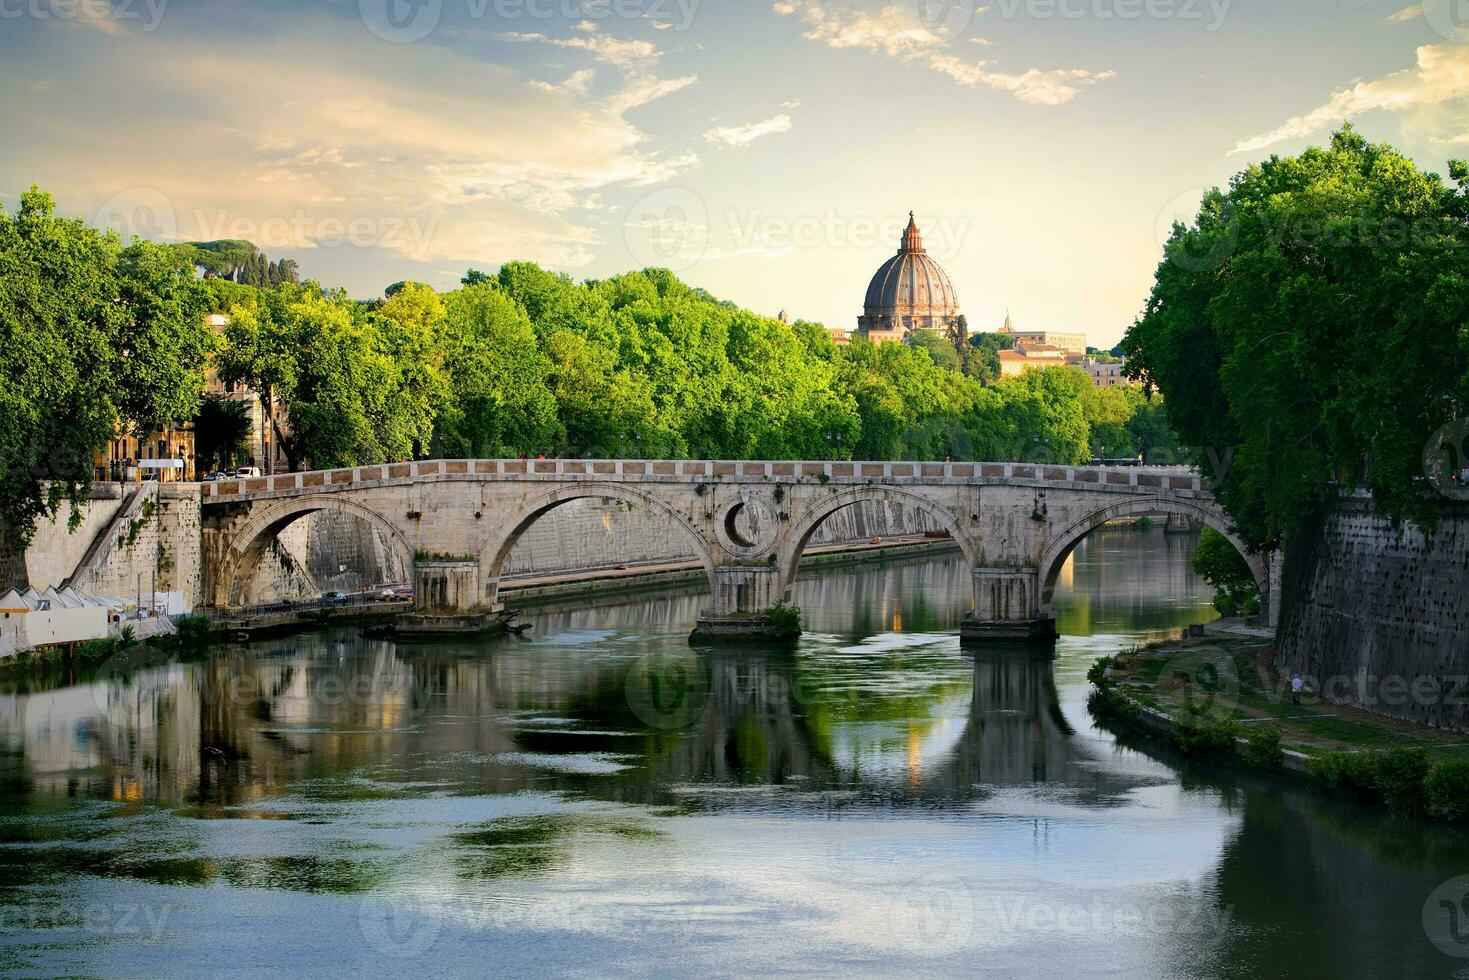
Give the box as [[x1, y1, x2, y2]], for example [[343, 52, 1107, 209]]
[[2, 528, 1468, 978]]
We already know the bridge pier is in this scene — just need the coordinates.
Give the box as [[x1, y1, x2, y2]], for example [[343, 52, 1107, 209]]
[[690, 566, 798, 643], [961, 568, 1057, 646]]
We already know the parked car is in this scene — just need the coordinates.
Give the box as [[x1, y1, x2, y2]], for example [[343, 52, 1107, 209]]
[[202, 471, 226, 482], [234, 467, 262, 479]]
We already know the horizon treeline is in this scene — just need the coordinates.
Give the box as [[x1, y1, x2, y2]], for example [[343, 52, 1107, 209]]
[[0, 184, 1174, 546]]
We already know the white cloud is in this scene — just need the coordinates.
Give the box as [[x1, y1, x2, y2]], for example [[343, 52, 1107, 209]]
[[703, 114, 794, 147], [496, 30, 663, 72], [531, 68, 598, 96], [1230, 44, 1469, 155], [772, 0, 1114, 105], [0, 15, 703, 271], [1383, 2, 1426, 24]]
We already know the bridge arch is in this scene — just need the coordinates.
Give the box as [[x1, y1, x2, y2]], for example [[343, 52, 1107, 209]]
[[219, 495, 414, 609], [1036, 495, 1267, 616], [777, 486, 978, 598], [480, 483, 717, 610]]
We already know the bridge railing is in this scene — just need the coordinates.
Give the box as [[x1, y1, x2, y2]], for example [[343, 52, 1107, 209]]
[[201, 459, 1206, 500]]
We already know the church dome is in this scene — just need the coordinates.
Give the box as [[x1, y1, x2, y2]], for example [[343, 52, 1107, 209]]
[[862, 213, 960, 319]]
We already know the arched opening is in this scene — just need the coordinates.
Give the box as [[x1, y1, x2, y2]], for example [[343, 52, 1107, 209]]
[[776, 488, 978, 619], [1037, 497, 1267, 627], [222, 498, 414, 610], [480, 484, 717, 613]]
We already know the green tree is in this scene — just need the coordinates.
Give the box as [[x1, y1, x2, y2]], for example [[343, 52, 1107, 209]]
[[436, 284, 563, 457], [1192, 526, 1260, 616], [0, 188, 121, 545], [193, 395, 252, 471], [112, 240, 215, 437], [1124, 127, 1469, 551]]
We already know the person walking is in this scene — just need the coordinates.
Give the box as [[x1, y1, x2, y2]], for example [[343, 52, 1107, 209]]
[[1291, 674, 1304, 707]]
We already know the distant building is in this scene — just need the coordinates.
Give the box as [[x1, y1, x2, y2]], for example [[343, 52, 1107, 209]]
[[997, 313, 1086, 361], [203, 313, 292, 474], [1083, 358, 1136, 388], [997, 344, 1072, 378], [94, 425, 196, 484], [857, 213, 966, 349]]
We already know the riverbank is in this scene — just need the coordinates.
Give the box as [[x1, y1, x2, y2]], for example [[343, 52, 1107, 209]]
[[1090, 628, 1469, 821]]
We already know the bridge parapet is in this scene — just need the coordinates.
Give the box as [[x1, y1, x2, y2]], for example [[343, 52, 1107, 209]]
[[203, 459, 1207, 505]]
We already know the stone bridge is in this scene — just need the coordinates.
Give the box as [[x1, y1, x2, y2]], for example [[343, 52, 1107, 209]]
[[199, 458, 1269, 643]]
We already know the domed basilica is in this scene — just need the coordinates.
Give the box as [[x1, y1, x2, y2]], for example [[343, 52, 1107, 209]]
[[856, 213, 967, 348]]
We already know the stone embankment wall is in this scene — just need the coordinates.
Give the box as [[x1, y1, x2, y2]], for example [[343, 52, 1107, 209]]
[[1273, 497, 1469, 731], [9, 485, 204, 612]]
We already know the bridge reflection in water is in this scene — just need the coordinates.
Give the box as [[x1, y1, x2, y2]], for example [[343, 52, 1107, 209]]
[[1, 537, 1203, 812], [3, 530, 1468, 978]]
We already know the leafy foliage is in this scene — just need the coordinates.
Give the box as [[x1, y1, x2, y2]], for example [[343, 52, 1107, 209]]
[[0, 189, 212, 546], [1192, 527, 1261, 616], [1124, 127, 1469, 551]]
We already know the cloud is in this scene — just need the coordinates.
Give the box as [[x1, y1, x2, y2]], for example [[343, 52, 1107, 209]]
[[1230, 44, 1469, 155], [1383, 2, 1427, 24], [494, 27, 698, 112], [496, 30, 663, 72], [531, 68, 598, 97], [0, 11, 703, 272], [772, 0, 1114, 105], [703, 114, 794, 147]]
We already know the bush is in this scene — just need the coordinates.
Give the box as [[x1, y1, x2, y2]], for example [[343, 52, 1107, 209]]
[[1087, 656, 1116, 689], [1173, 713, 1239, 755], [1242, 727, 1284, 768], [1374, 748, 1429, 817], [1426, 759, 1469, 821], [174, 614, 217, 647], [1308, 748, 1429, 816], [766, 603, 802, 639]]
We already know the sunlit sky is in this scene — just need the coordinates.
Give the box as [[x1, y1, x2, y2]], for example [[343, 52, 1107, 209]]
[[3, 0, 1466, 346]]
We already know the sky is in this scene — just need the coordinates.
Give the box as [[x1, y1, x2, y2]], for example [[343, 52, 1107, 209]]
[[3, 0, 1468, 347]]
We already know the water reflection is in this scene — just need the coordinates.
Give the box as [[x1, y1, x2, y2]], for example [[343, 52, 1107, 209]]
[[1, 530, 1467, 977]]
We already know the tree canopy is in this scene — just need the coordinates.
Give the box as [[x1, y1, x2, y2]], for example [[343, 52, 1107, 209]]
[[0, 188, 213, 545], [1124, 127, 1469, 552]]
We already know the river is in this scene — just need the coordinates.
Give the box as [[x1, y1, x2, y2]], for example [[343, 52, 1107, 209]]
[[1, 528, 1467, 978]]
